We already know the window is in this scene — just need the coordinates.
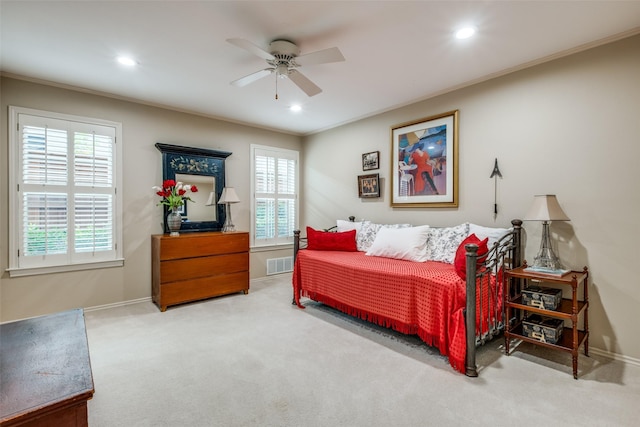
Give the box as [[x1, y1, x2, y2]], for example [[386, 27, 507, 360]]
[[8, 106, 123, 277], [251, 145, 299, 247]]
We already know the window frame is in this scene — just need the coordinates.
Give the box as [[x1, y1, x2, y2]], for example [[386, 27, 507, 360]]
[[250, 144, 299, 249], [7, 106, 124, 277]]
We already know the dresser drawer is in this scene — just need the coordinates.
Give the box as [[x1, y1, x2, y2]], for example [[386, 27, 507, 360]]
[[160, 271, 249, 307], [158, 232, 249, 260], [160, 253, 248, 283]]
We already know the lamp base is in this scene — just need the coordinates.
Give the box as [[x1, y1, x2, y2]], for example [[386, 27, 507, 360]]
[[221, 204, 236, 232], [531, 251, 565, 271], [222, 222, 236, 233], [529, 221, 567, 274]]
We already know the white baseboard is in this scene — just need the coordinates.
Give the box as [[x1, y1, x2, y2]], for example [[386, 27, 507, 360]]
[[84, 297, 152, 312], [590, 347, 640, 368], [251, 273, 292, 283], [0, 297, 151, 324], [81, 275, 286, 312]]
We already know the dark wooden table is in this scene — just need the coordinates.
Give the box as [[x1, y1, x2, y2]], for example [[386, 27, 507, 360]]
[[1, 308, 95, 426]]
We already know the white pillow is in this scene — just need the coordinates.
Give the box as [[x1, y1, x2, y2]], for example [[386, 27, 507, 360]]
[[356, 222, 412, 252], [468, 223, 512, 249], [425, 223, 469, 264], [366, 225, 431, 262], [336, 219, 364, 233]]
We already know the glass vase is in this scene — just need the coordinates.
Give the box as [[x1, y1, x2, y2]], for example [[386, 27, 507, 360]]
[[166, 207, 182, 236]]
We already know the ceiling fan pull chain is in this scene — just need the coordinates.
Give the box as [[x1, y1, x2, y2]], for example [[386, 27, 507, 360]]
[[275, 73, 279, 100]]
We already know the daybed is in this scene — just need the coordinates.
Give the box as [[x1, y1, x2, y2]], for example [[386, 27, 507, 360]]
[[292, 219, 522, 376]]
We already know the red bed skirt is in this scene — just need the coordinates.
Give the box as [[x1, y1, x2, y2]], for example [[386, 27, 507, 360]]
[[293, 250, 498, 374]]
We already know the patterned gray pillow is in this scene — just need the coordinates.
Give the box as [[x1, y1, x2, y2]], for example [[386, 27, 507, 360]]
[[425, 223, 470, 264], [356, 222, 412, 252]]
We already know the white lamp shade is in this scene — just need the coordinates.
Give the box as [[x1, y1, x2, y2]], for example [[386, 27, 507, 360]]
[[218, 187, 240, 204], [524, 195, 570, 221], [205, 192, 216, 206]]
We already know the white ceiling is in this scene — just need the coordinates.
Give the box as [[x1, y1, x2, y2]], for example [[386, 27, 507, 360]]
[[2, 1, 639, 136]]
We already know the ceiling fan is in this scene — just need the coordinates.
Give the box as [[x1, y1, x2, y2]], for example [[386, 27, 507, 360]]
[[227, 38, 345, 98]]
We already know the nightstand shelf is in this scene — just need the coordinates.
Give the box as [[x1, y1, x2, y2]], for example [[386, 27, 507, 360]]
[[507, 296, 587, 320], [508, 323, 588, 354], [504, 264, 589, 379]]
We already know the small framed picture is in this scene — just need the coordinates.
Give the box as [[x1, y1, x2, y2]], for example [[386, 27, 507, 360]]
[[358, 173, 380, 198], [362, 151, 379, 171]]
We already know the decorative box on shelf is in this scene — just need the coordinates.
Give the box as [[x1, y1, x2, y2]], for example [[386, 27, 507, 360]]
[[522, 314, 564, 344], [521, 286, 562, 310]]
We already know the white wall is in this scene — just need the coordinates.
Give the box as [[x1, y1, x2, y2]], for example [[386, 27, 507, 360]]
[[302, 35, 640, 361], [0, 77, 300, 321]]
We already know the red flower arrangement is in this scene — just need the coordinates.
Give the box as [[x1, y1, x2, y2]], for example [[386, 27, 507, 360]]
[[153, 179, 198, 210]]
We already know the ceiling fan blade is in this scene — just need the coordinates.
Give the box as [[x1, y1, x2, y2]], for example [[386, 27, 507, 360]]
[[288, 70, 322, 97], [295, 47, 345, 66], [230, 68, 273, 87], [227, 38, 275, 60]]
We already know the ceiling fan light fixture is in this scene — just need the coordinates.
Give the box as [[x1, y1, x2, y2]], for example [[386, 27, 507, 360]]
[[276, 63, 289, 77]]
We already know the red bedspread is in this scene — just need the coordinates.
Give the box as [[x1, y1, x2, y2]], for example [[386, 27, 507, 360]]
[[292, 250, 497, 373]]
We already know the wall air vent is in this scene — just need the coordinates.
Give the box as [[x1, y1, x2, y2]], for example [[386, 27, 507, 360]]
[[267, 256, 293, 275]]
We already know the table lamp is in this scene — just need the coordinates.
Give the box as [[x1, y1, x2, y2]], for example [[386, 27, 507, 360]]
[[218, 187, 240, 232], [205, 192, 216, 206], [205, 191, 218, 221], [523, 194, 570, 273]]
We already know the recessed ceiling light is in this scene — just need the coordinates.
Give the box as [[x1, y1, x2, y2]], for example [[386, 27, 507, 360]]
[[117, 56, 137, 66], [290, 104, 302, 112], [455, 27, 476, 40]]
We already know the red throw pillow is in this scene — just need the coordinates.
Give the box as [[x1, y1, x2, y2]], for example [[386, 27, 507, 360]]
[[306, 227, 357, 252], [454, 233, 489, 279]]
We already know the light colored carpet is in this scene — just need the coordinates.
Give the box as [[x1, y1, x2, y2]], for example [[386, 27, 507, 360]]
[[85, 273, 640, 427]]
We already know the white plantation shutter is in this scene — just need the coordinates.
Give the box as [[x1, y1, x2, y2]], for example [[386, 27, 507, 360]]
[[252, 145, 298, 246], [9, 107, 123, 275], [74, 130, 113, 187], [255, 197, 275, 239], [255, 155, 275, 239], [74, 194, 113, 254], [277, 157, 296, 238], [22, 192, 68, 256], [22, 123, 68, 185]]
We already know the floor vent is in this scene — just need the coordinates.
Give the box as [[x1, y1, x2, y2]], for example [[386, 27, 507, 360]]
[[267, 256, 294, 275]]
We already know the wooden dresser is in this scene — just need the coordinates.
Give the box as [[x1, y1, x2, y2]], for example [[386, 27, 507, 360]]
[[151, 231, 250, 311]]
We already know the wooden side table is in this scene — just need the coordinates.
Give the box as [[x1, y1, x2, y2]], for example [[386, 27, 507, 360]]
[[504, 265, 589, 379]]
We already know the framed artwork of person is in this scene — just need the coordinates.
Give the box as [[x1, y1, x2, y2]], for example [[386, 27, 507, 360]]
[[390, 110, 458, 207]]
